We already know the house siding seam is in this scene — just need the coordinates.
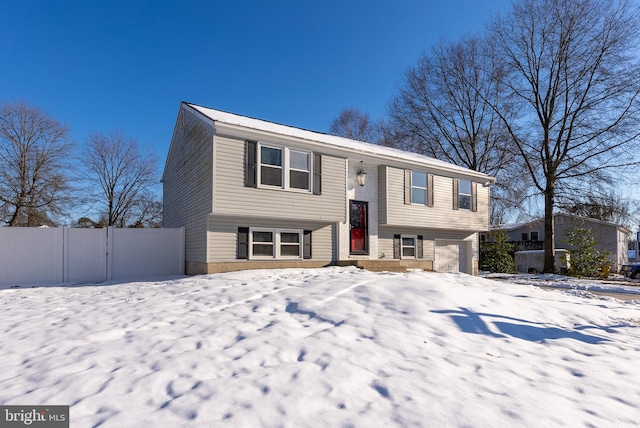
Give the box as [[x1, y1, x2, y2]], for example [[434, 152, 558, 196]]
[[384, 166, 489, 230], [212, 135, 346, 222], [505, 214, 628, 271], [163, 106, 214, 263], [206, 216, 335, 263], [377, 165, 388, 225], [378, 227, 478, 274], [164, 104, 495, 275]]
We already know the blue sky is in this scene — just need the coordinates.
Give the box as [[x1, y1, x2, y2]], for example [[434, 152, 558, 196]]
[[1, 0, 512, 172]]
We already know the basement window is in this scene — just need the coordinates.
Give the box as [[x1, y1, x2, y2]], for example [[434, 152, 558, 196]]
[[250, 228, 303, 259]]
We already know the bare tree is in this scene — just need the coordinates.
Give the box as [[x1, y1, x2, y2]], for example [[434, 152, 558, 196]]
[[388, 36, 525, 224], [558, 190, 636, 228], [0, 101, 74, 226], [126, 191, 163, 228], [490, 0, 640, 271], [82, 131, 159, 227], [330, 108, 380, 142]]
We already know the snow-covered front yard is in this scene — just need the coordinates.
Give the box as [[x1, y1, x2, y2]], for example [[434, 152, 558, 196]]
[[2, 267, 639, 427]]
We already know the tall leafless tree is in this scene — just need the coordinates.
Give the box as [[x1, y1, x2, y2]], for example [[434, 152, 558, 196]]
[[330, 108, 380, 142], [490, 0, 640, 271], [0, 101, 74, 226], [82, 130, 159, 227], [388, 36, 525, 224], [558, 190, 636, 229]]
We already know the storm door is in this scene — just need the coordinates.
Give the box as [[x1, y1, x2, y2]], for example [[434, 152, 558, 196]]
[[349, 200, 368, 255]]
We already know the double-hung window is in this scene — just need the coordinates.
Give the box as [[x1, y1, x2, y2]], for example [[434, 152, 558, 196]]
[[289, 150, 310, 190], [405, 170, 433, 206], [260, 146, 284, 187], [411, 171, 428, 205], [258, 144, 310, 191], [458, 179, 472, 210], [401, 235, 417, 258], [252, 230, 275, 257], [250, 228, 303, 259], [393, 234, 423, 259], [280, 231, 302, 257]]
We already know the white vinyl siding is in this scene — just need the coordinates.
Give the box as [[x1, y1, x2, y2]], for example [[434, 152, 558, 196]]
[[214, 135, 345, 222], [378, 165, 388, 224], [207, 216, 335, 263], [380, 166, 489, 231], [163, 106, 214, 263], [378, 227, 477, 274]]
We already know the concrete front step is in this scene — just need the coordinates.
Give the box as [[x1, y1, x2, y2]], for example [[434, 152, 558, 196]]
[[336, 260, 433, 273]]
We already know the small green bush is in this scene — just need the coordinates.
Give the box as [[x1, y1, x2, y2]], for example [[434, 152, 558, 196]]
[[561, 225, 610, 277], [480, 229, 515, 273]]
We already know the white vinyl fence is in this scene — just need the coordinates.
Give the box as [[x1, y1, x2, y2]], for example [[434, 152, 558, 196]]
[[514, 249, 569, 274], [0, 227, 185, 286]]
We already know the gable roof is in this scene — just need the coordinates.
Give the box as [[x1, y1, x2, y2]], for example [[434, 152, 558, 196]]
[[502, 213, 631, 234], [184, 102, 494, 182]]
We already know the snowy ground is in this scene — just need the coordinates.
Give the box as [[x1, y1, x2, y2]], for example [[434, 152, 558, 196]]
[[2, 267, 640, 427]]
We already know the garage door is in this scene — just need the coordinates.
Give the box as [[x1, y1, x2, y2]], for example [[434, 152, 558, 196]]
[[435, 240, 468, 273]]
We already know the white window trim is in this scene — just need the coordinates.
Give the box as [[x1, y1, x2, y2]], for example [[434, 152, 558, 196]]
[[411, 171, 428, 206], [529, 230, 540, 241], [249, 228, 303, 260], [257, 143, 312, 193], [401, 234, 418, 259], [258, 144, 284, 188]]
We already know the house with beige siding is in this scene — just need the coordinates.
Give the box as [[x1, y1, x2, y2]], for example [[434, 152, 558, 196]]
[[162, 102, 494, 275], [504, 213, 630, 271]]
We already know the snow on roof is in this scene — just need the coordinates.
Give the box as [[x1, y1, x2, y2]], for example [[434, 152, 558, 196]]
[[500, 213, 630, 232], [494, 222, 526, 231], [186, 102, 494, 181]]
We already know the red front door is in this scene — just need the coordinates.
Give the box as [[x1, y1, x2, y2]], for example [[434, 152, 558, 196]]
[[350, 200, 368, 254]]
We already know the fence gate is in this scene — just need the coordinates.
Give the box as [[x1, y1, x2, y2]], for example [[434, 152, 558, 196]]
[[0, 227, 185, 287], [65, 228, 108, 283]]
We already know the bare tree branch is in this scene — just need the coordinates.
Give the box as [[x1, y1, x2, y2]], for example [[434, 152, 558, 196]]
[[82, 130, 159, 227], [388, 35, 527, 224], [490, 0, 640, 271], [0, 101, 75, 226]]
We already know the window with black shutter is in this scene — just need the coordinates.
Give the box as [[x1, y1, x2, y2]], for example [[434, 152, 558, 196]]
[[237, 227, 249, 259]]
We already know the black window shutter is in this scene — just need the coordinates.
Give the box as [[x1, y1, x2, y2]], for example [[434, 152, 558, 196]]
[[427, 174, 434, 207], [313, 154, 322, 195], [404, 170, 411, 205], [472, 182, 478, 212], [393, 234, 401, 259], [237, 227, 249, 259], [453, 178, 459, 210], [303, 230, 312, 259], [417, 235, 424, 259], [245, 141, 257, 187]]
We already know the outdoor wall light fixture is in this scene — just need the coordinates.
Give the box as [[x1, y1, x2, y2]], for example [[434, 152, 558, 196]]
[[357, 161, 367, 186]]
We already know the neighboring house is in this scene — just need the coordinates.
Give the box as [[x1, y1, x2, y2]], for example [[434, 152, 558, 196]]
[[504, 213, 630, 271], [162, 102, 494, 275]]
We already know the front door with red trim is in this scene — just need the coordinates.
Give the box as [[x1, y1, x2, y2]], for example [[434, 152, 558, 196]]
[[350, 200, 368, 254]]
